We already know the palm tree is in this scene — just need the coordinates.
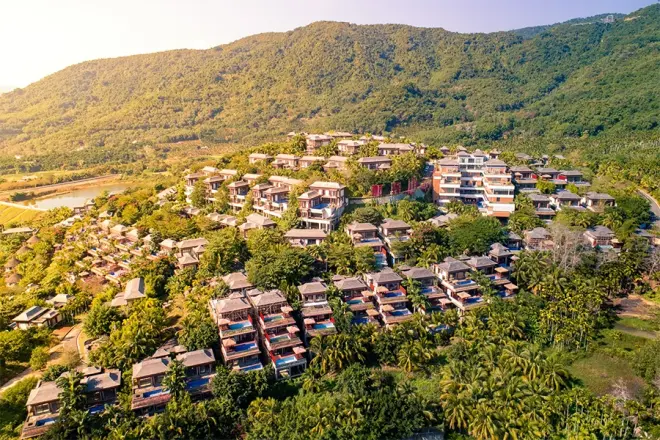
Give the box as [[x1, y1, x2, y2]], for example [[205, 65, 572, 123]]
[[163, 359, 188, 400]]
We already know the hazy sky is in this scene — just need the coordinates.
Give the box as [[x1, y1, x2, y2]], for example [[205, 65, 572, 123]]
[[0, 0, 653, 88]]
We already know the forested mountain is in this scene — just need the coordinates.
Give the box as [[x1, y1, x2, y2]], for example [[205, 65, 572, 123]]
[[0, 5, 658, 157]]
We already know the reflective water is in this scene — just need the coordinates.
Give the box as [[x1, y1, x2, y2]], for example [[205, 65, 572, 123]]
[[22, 183, 132, 210]]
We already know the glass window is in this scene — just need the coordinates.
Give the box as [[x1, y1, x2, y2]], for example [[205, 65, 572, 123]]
[[33, 403, 51, 415]]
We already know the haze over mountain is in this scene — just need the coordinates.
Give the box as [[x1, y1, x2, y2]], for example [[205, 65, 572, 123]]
[[0, 5, 657, 158]]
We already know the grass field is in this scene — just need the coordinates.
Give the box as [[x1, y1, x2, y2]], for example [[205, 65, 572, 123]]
[[568, 352, 647, 398], [0, 205, 43, 226]]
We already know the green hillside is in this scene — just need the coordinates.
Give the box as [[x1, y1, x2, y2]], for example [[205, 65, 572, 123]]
[[0, 5, 657, 159]]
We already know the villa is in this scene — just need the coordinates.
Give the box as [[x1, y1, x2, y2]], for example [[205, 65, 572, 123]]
[[21, 381, 62, 439], [272, 154, 299, 170], [433, 257, 484, 313], [131, 357, 172, 415], [228, 180, 250, 210], [283, 229, 327, 247], [12, 306, 61, 330], [333, 275, 378, 325], [584, 226, 616, 248], [248, 289, 306, 379], [528, 194, 555, 220], [357, 156, 392, 171], [550, 191, 583, 211], [337, 139, 365, 155], [176, 349, 216, 400], [365, 269, 412, 327], [298, 182, 347, 231], [209, 296, 263, 372], [583, 192, 616, 213], [298, 281, 336, 341], [401, 266, 451, 313], [222, 272, 254, 295], [248, 153, 273, 164], [524, 227, 554, 250]]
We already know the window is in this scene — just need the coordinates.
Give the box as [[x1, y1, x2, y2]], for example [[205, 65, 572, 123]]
[[138, 378, 152, 388], [33, 403, 51, 415]]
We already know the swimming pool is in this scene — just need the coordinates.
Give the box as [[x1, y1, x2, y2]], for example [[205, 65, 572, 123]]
[[269, 334, 291, 344], [240, 362, 263, 372], [352, 316, 371, 325], [143, 388, 169, 398], [390, 309, 411, 317], [234, 341, 257, 352], [275, 355, 299, 367], [346, 298, 364, 305], [263, 314, 284, 323], [36, 417, 57, 426], [229, 321, 252, 330], [88, 404, 106, 415], [313, 322, 335, 330], [186, 377, 210, 390], [384, 291, 404, 298]]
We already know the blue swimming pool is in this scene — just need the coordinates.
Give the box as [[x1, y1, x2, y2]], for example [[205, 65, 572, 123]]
[[346, 298, 364, 305], [275, 355, 298, 367], [263, 315, 283, 323], [143, 388, 169, 398], [234, 342, 257, 352], [186, 377, 210, 390], [352, 316, 371, 325], [455, 279, 475, 286], [88, 404, 106, 415], [313, 322, 335, 330], [229, 321, 252, 330], [269, 334, 291, 343], [390, 309, 411, 317], [384, 291, 404, 297], [36, 417, 57, 426], [240, 363, 263, 372]]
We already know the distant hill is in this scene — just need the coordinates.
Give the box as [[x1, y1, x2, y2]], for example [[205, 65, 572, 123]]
[[0, 5, 657, 158], [512, 13, 626, 39]]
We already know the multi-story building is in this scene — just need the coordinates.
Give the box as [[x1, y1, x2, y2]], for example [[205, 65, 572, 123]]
[[433, 257, 484, 313], [527, 194, 555, 220], [238, 213, 277, 237], [365, 269, 412, 327], [550, 191, 583, 211], [346, 222, 386, 267], [510, 166, 538, 193], [256, 176, 304, 219], [305, 134, 333, 153], [433, 153, 515, 218], [584, 226, 616, 248], [523, 227, 554, 250], [299, 156, 326, 168], [243, 173, 263, 185], [283, 229, 327, 247], [378, 219, 412, 264], [176, 349, 216, 400], [559, 169, 588, 186], [298, 182, 347, 231], [400, 267, 451, 313], [21, 381, 62, 439], [298, 281, 336, 342], [248, 289, 307, 379], [357, 157, 392, 171], [324, 156, 349, 171], [337, 139, 365, 155], [131, 357, 171, 415], [228, 180, 250, 211], [583, 192, 616, 212], [209, 296, 263, 372], [377, 143, 414, 156], [272, 154, 299, 170], [222, 272, 254, 295], [333, 275, 378, 325], [248, 153, 273, 164]]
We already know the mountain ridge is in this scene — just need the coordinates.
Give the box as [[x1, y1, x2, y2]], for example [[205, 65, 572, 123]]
[[0, 5, 657, 158]]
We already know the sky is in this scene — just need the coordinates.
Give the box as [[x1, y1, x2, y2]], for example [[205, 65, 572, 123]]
[[0, 0, 654, 89]]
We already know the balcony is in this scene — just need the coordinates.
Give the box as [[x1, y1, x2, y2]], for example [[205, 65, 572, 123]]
[[375, 288, 408, 305], [131, 386, 171, 411], [221, 339, 260, 361], [303, 318, 336, 338], [264, 331, 302, 351], [344, 295, 375, 312], [218, 317, 254, 338], [259, 312, 295, 330]]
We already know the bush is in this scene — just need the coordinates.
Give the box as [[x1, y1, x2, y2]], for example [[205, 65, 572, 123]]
[[29, 346, 50, 371]]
